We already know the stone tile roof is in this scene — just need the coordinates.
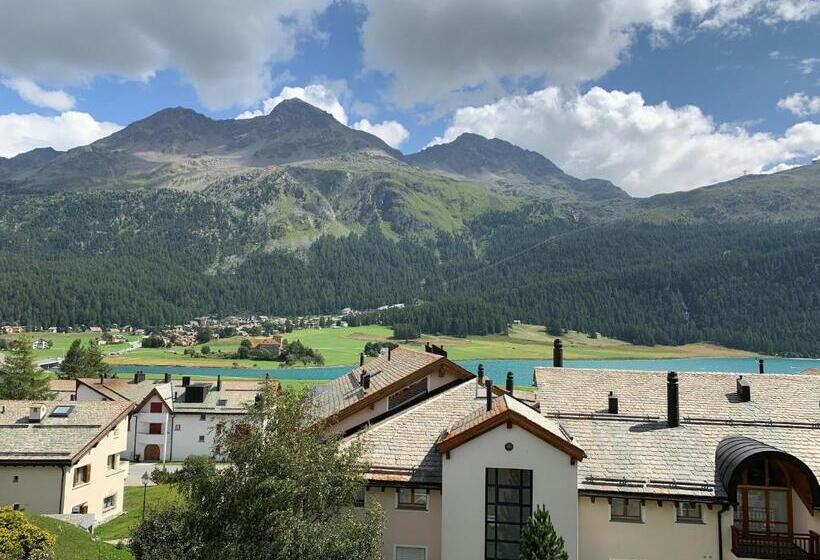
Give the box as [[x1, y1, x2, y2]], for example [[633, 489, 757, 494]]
[[77, 377, 159, 403], [312, 347, 447, 420], [535, 368, 820, 500], [0, 400, 132, 464], [171, 379, 271, 414], [343, 380, 490, 485], [48, 379, 77, 401]]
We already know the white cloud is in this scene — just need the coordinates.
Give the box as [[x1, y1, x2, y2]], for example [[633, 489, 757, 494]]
[[432, 86, 820, 196], [797, 57, 820, 74], [236, 84, 350, 124], [360, 0, 820, 107], [0, 0, 333, 109], [1, 78, 76, 111], [778, 92, 820, 116], [0, 111, 122, 158], [352, 119, 410, 148]]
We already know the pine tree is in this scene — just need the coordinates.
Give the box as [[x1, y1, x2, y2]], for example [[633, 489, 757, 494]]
[[59, 338, 87, 379], [0, 336, 55, 400], [83, 340, 111, 378], [519, 506, 568, 560]]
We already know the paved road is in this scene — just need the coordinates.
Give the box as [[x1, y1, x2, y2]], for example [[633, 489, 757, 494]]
[[125, 462, 182, 486]]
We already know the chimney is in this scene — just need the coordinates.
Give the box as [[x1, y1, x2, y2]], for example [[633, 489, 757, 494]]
[[506, 371, 514, 396], [758, 359, 765, 374], [477, 364, 485, 384], [265, 372, 270, 380], [133, 371, 146, 384], [553, 338, 563, 368], [388, 347, 392, 361], [736, 376, 751, 402], [99, 374, 104, 385], [361, 372, 371, 390], [425, 342, 432, 353], [164, 373, 171, 384], [360, 353, 365, 367], [667, 371, 680, 427], [182, 376, 191, 387], [28, 404, 45, 423], [486, 379, 494, 411], [216, 375, 222, 391], [608, 391, 619, 414]]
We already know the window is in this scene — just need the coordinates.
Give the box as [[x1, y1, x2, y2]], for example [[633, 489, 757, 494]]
[[388, 378, 429, 410], [73, 465, 90, 487], [355, 486, 366, 508], [12, 475, 19, 483], [174, 424, 181, 431], [103, 494, 116, 511], [485, 468, 532, 560], [72, 503, 88, 514], [610, 498, 642, 522], [395, 546, 426, 560], [149, 402, 163, 413], [12, 504, 20, 511], [107, 454, 118, 470], [217, 399, 228, 406], [397, 488, 428, 510], [676, 502, 703, 523], [50, 405, 73, 417], [198, 435, 205, 442], [149, 423, 162, 435], [200, 414, 206, 421]]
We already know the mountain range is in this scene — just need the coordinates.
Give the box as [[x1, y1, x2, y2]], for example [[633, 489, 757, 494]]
[[0, 99, 817, 355]]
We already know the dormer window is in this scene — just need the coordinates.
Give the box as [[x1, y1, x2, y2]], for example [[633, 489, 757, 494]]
[[150, 402, 163, 413]]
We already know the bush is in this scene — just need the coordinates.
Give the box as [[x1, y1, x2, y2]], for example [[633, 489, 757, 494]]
[[0, 508, 56, 560], [201, 345, 211, 355], [151, 467, 177, 485], [519, 506, 568, 560], [392, 323, 420, 341]]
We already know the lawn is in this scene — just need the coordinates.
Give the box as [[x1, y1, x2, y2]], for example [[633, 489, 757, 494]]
[[31, 514, 133, 559], [0, 332, 138, 361], [95, 485, 180, 542], [106, 323, 750, 369]]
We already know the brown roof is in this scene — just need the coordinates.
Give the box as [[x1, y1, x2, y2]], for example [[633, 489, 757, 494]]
[[313, 347, 473, 423], [48, 379, 77, 401], [535, 368, 820, 501], [0, 400, 133, 464]]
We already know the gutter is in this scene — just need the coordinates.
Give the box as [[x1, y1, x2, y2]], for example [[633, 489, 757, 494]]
[[717, 504, 729, 560], [59, 466, 67, 514]]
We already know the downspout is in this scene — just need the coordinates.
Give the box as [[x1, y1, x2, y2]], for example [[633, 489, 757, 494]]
[[718, 504, 729, 560], [169, 411, 174, 462], [131, 412, 139, 461], [58, 466, 67, 513]]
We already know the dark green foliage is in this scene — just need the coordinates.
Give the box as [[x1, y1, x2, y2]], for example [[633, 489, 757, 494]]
[[0, 336, 54, 400], [130, 387, 383, 560], [83, 340, 111, 378], [519, 506, 568, 560], [200, 345, 211, 355], [363, 341, 398, 357], [546, 325, 563, 337], [196, 329, 212, 344], [279, 340, 324, 366], [392, 323, 421, 341], [59, 339, 85, 379], [141, 336, 164, 348]]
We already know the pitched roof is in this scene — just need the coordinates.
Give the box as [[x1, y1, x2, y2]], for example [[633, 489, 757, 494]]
[[436, 393, 584, 461], [0, 400, 133, 464], [313, 347, 472, 422], [48, 379, 77, 401], [535, 367, 820, 501], [171, 379, 271, 414], [343, 380, 490, 486], [76, 377, 159, 402]]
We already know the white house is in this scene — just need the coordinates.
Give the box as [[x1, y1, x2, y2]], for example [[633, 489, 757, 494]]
[[67, 374, 271, 462], [0, 400, 132, 524], [322, 345, 820, 560]]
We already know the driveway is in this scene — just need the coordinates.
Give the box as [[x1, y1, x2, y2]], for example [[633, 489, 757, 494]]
[[126, 462, 182, 486]]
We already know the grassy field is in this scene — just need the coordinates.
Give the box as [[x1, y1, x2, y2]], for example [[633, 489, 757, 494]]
[[105, 324, 751, 369], [95, 485, 180, 541], [31, 514, 133, 559], [0, 332, 138, 360]]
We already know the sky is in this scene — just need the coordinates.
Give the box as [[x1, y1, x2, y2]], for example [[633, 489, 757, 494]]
[[0, 0, 818, 196]]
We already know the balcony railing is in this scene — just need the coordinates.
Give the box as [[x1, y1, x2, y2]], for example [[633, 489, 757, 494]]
[[732, 526, 820, 560]]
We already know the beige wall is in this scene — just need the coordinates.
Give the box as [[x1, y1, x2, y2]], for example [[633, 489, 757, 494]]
[[441, 423, 579, 560], [330, 371, 464, 434], [63, 416, 130, 522], [580, 497, 721, 560], [368, 488, 442, 560], [0, 465, 65, 513], [76, 384, 108, 401]]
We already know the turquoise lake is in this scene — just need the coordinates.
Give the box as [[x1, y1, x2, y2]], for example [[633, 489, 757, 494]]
[[111, 356, 820, 385]]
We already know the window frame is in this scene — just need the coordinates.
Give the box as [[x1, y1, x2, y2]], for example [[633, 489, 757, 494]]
[[396, 487, 429, 511], [148, 422, 162, 435], [73, 465, 91, 487], [149, 402, 163, 413], [485, 467, 533, 560], [103, 494, 117, 511], [610, 497, 643, 523], [394, 545, 427, 560], [107, 453, 119, 471], [675, 502, 703, 524]]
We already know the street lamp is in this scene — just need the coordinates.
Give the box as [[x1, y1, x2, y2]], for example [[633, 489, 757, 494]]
[[141, 471, 151, 520]]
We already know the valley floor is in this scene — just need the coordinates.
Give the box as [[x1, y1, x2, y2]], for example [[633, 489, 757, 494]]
[[103, 324, 752, 369]]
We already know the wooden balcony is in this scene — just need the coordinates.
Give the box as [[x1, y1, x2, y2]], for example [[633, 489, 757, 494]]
[[732, 526, 820, 560]]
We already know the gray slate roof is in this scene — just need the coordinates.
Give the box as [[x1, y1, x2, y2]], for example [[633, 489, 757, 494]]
[[0, 400, 132, 463], [535, 368, 820, 500], [313, 348, 443, 420]]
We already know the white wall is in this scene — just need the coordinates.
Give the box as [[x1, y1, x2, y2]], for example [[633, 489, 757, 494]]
[[76, 384, 107, 401], [170, 413, 242, 461], [0, 465, 64, 513], [441, 423, 579, 560]]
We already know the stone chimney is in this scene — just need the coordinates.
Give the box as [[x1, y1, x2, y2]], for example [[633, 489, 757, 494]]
[[28, 404, 46, 423], [360, 353, 365, 367], [485, 379, 494, 411], [667, 371, 680, 427], [758, 359, 765, 374], [506, 371, 514, 396], [216, 375, 222, 391], [182, 376, 191, 387], [608, 391, 619, 414], [553, 338, 563, 368], [477, 364, 485, 384]]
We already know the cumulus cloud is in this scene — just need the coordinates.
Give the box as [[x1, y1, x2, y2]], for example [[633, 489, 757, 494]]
[[797, 57, 820, 74], [0, 111, 122, 158], [236, 84, 350, 123], [352, 119, 410, 148], [1, 78, 76, 111], [0, 0, 333, 109], [432, 87, 820, 196], [778, 92, 820, 116], [360, 0, 820, 107]]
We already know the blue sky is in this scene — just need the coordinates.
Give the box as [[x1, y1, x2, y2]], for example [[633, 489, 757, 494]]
[[0, 0, 818, 195]]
